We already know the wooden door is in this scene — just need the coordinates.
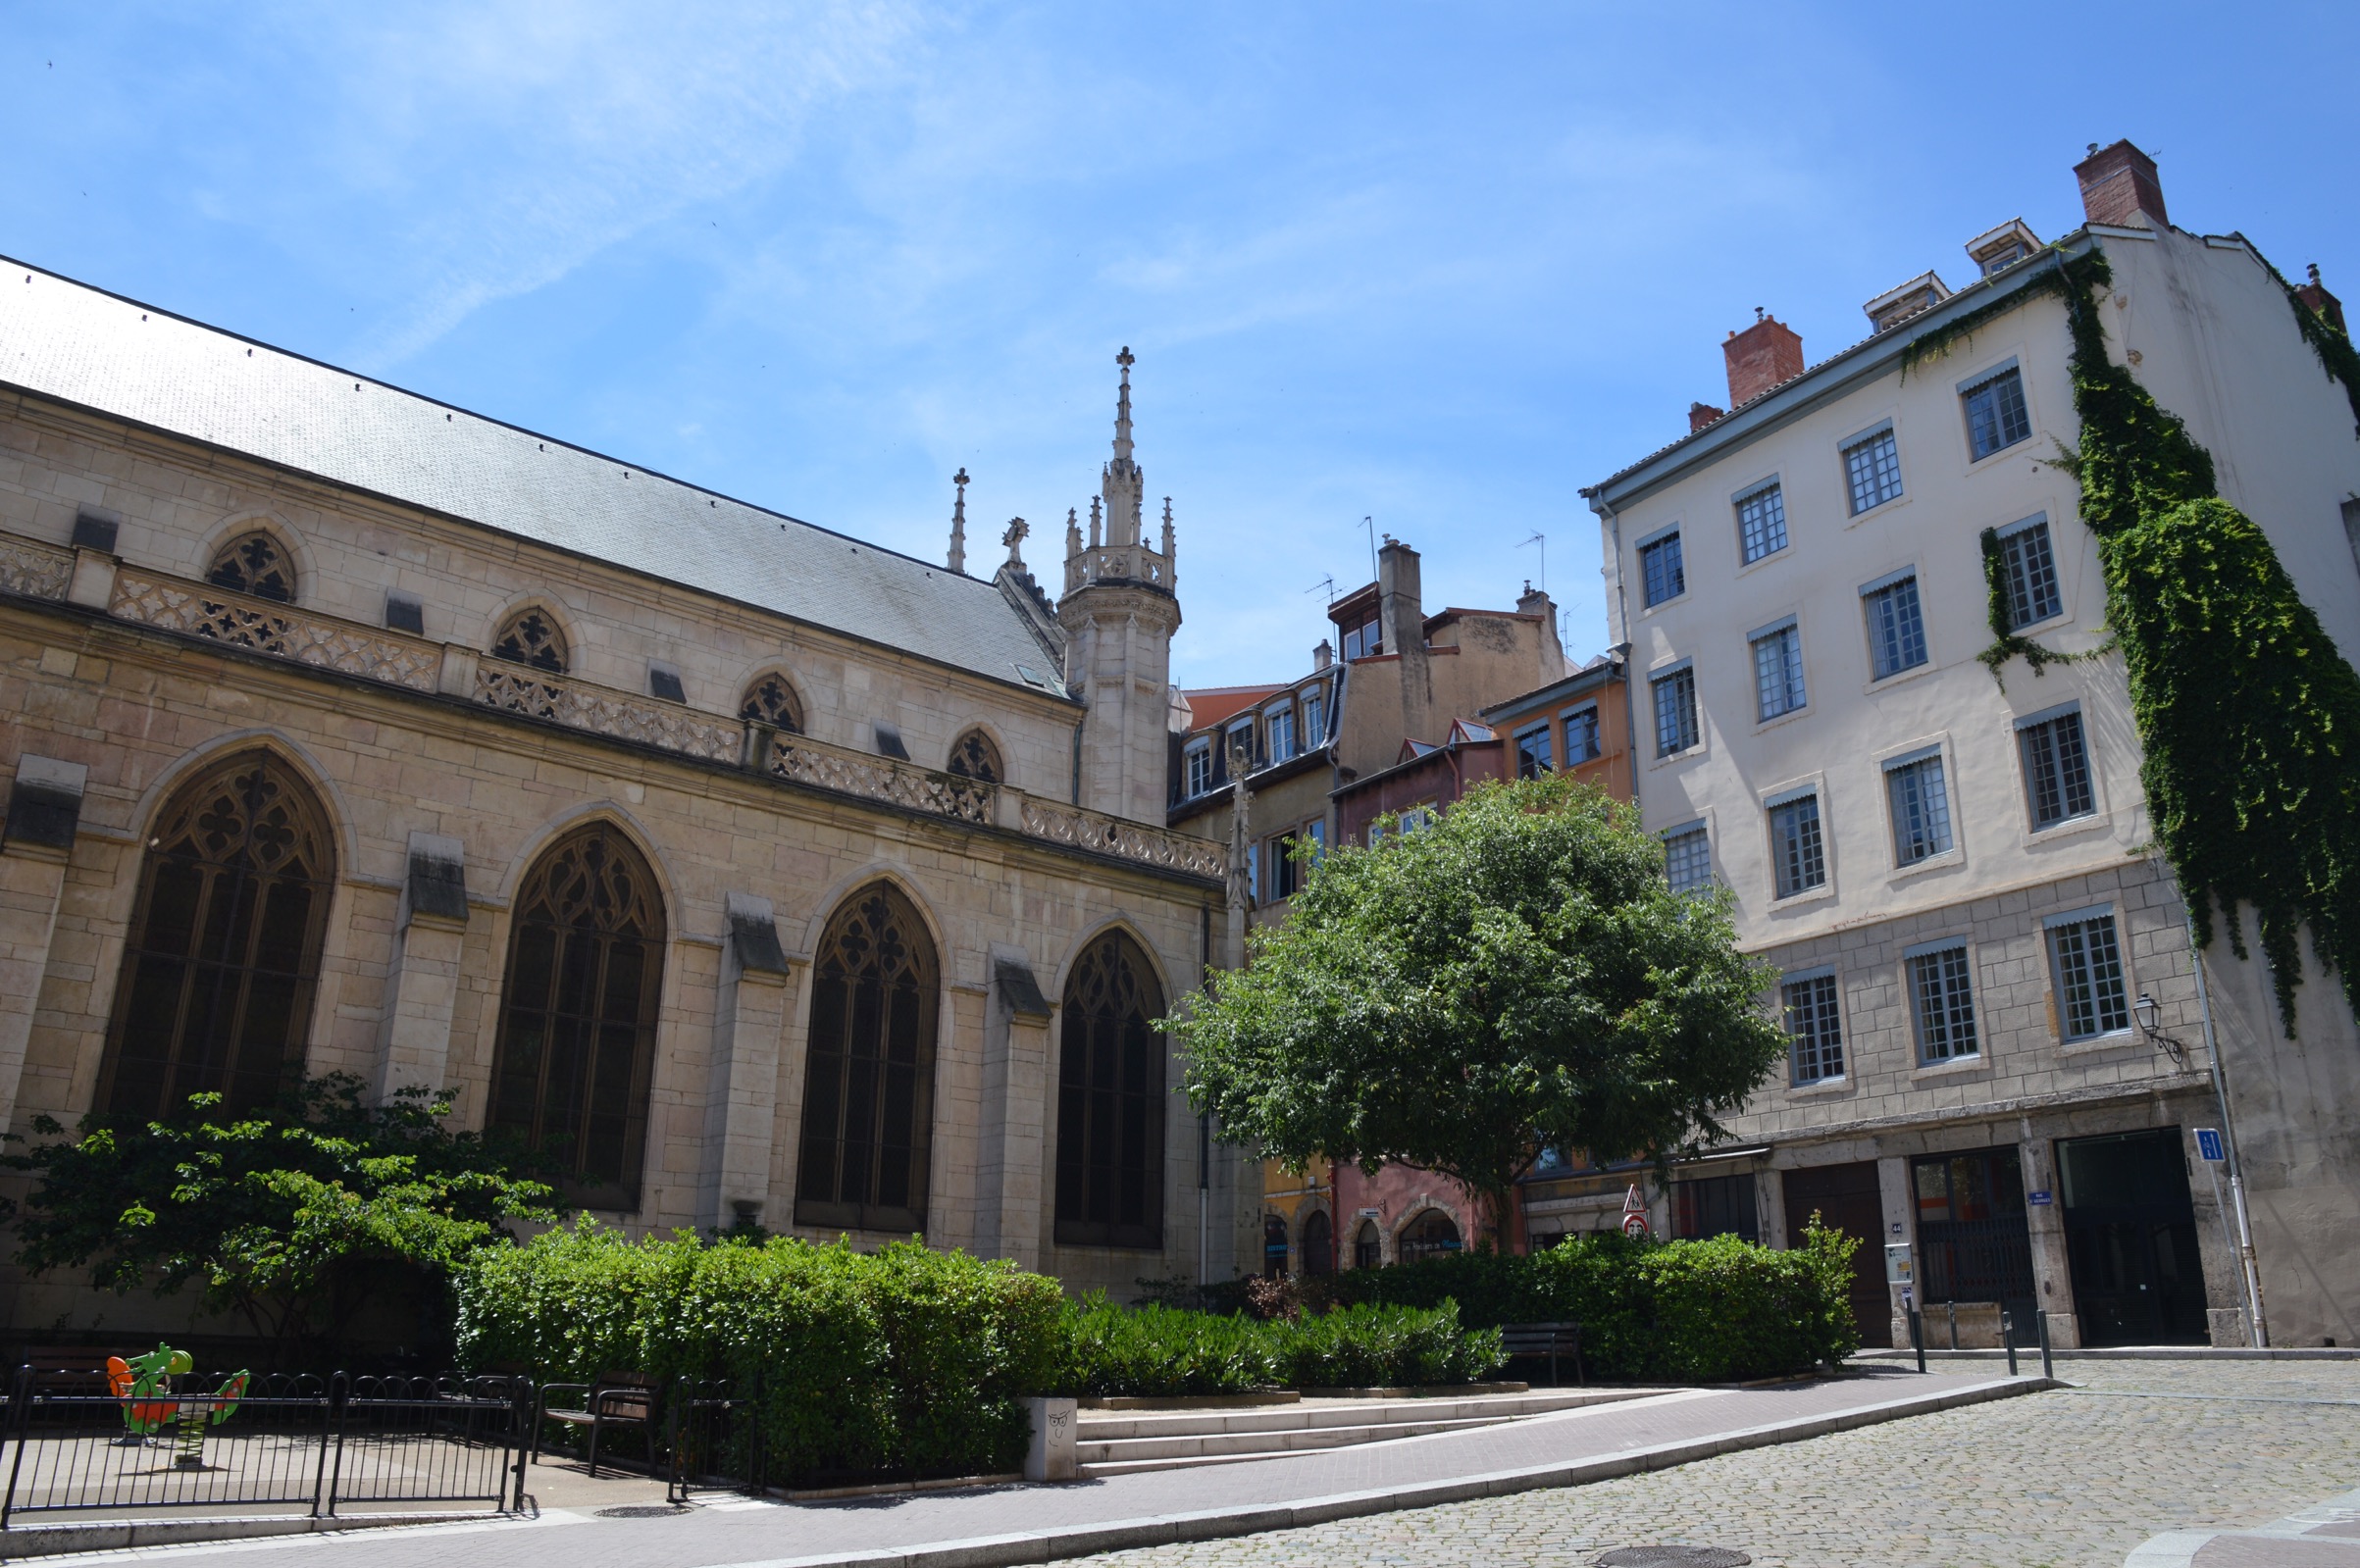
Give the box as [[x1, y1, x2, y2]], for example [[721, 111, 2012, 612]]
[[1783, 1161, 1891, 1348]]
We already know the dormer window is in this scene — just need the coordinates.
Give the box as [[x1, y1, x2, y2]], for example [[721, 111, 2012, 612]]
[[489, 607, 566, 673], [1226, 718, 1256, 773], [1266, 704, 1296, 764], [206, 532, 294, 603], [1965, 219, 2044, 278], [1302, 687, 1326, 748], [1340, 616, 1382, 661], [1184, 738, 1212, 798]]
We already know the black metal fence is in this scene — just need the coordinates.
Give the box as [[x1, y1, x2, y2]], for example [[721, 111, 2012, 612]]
[[0, 1369, 531, 1526], [663, 1380, 765, 1504]]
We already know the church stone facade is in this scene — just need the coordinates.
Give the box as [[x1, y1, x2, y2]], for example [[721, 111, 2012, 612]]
[[0, 263, 1249, 1335]]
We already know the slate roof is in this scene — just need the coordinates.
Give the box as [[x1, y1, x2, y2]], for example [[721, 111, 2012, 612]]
[[0, 259, 1065, 692]]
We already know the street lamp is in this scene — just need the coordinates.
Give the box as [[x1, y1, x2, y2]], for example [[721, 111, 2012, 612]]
[[2132, 991, 2184, 1064]]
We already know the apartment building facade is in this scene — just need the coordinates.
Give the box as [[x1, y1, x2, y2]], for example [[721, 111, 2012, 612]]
[[1585, 143, 2360, 1349], [1167, 538, 1569, 1278]]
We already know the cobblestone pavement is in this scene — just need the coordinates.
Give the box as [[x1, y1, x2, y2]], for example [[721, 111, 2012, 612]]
[[1077, 1359, 2360, 1568]]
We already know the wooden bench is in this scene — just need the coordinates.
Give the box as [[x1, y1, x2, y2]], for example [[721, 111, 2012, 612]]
[[1499, 1321, 1584, 1387], [16, 1347, 127, 1397], [535, 1371, 665, 1477]]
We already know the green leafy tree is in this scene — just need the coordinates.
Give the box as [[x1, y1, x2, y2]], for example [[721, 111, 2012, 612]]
[[2, 1074, 554, 1361], [1171, 775, 1787, 1237]]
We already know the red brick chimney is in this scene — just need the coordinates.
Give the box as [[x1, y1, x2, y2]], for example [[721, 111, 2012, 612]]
[[1723, 310, 1804, 409], [2295, 263, 2347, 334], [1688, 401, 1725, 433], [2075, 140, 2169, 229]]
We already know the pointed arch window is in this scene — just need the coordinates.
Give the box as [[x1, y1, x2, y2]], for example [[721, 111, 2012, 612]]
[[490, 607, 568, 674], [739, 673, 803, 733], [205, 532, 295, 603], [99, 750, 334, 1118], [946, 730, 1002, 784], [488, 823, 665, 1206], [795, 883, 939, 1233], [1055, 931, 1167, 1249]]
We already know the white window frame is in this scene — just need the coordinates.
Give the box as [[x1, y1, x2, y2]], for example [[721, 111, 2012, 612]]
[[1265, 703, 1297, 765], [1183, 738, 1212, 799]]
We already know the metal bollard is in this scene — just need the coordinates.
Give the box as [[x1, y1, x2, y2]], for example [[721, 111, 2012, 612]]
[[1946, 1300, 1959, 1351], [1908, 1304, 1926, 1373], [2002, 1311, 2019, 1376], [2037, 1309, 2055, 1382]]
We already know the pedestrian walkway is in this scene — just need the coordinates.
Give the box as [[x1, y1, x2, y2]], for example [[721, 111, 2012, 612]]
[[10, 1369, 2029, 1568], [2127, 1485, 2360, 1566]]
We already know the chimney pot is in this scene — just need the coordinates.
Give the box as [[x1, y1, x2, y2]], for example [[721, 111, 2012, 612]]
[[2074, 139, 2169, 229], [2295, 263, 2347, 334], [1688, 401, 1726, 433], [1721, 313, 1805, 410]]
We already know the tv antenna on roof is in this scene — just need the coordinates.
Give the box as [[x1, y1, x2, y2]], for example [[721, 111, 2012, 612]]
[[1306, 575, 1338, 603], [1361, 516, 1379, 583], [1517, 531, 1546, 594]]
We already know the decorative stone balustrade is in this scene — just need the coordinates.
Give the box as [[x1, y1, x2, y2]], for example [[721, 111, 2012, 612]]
[[1063, 544, 1173, 595], [111, 571, 443, 692], [767, 733, 995, 825], [476, 663, 743, 764], [0, 535, 76, 601], [1, 531, 1225, 884], [1018, 797, 1228, 881]]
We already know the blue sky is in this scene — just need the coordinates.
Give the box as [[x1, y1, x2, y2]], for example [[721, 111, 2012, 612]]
[[5, 3, 2355, 689]]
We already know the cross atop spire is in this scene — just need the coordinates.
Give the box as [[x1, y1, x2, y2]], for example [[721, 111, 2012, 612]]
[[1112, 346, 1136, 467]]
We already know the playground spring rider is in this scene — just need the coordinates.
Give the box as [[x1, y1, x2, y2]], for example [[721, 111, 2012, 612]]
[[106, 1344, 251, 1466]]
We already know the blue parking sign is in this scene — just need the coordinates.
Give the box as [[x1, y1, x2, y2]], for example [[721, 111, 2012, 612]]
[[2194, 1128, 2226, 1163]]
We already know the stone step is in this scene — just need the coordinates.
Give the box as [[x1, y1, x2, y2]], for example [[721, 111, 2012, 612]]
[[1071, 1388, 1655, 1477], [1078, 1412, 1514, 1467], [1075, 1387, 1622, 1442]]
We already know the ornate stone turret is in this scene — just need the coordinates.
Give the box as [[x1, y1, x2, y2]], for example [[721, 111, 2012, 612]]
[[1059, 347, 1183, 823]]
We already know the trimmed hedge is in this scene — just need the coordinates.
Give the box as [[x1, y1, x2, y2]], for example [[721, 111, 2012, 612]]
[[1313, 1223, 1861, 1383], [455, 1222, 1062, 1482], [454, 1220, 1853, 1481], [1052, 1295, 1503, 1396]]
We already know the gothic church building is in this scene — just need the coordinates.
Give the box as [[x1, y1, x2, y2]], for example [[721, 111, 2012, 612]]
[[0, 261, 1249, 1332]]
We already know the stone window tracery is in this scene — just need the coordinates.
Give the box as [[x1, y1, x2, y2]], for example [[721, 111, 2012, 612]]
[[99, 750, 334, 1117], [205, 531, 296, 603], [1055, 930, 1167, 1250], [739, 672, 804, 733], [488, 823, 665, 1207], [795, 883, 939, 1234], [946, 729, 1002, 784], [490, 607, 568, 674]]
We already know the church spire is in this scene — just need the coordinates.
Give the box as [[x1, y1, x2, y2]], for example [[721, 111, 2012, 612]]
[[1112, 345, 1136, 466], [1101, 346, 1144, 545], [948, 468, 969, 575]]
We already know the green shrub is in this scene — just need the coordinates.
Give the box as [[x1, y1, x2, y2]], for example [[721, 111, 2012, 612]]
[[453, 1221, 1060, 1482], [1053, 1297, 1282, 1396], [1278, 1300, 1506, 1389], [1316, 1223, 1860, 1382]]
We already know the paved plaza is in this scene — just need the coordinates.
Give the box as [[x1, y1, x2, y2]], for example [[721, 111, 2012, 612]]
[[1077, 1358, 2360, 1568]]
